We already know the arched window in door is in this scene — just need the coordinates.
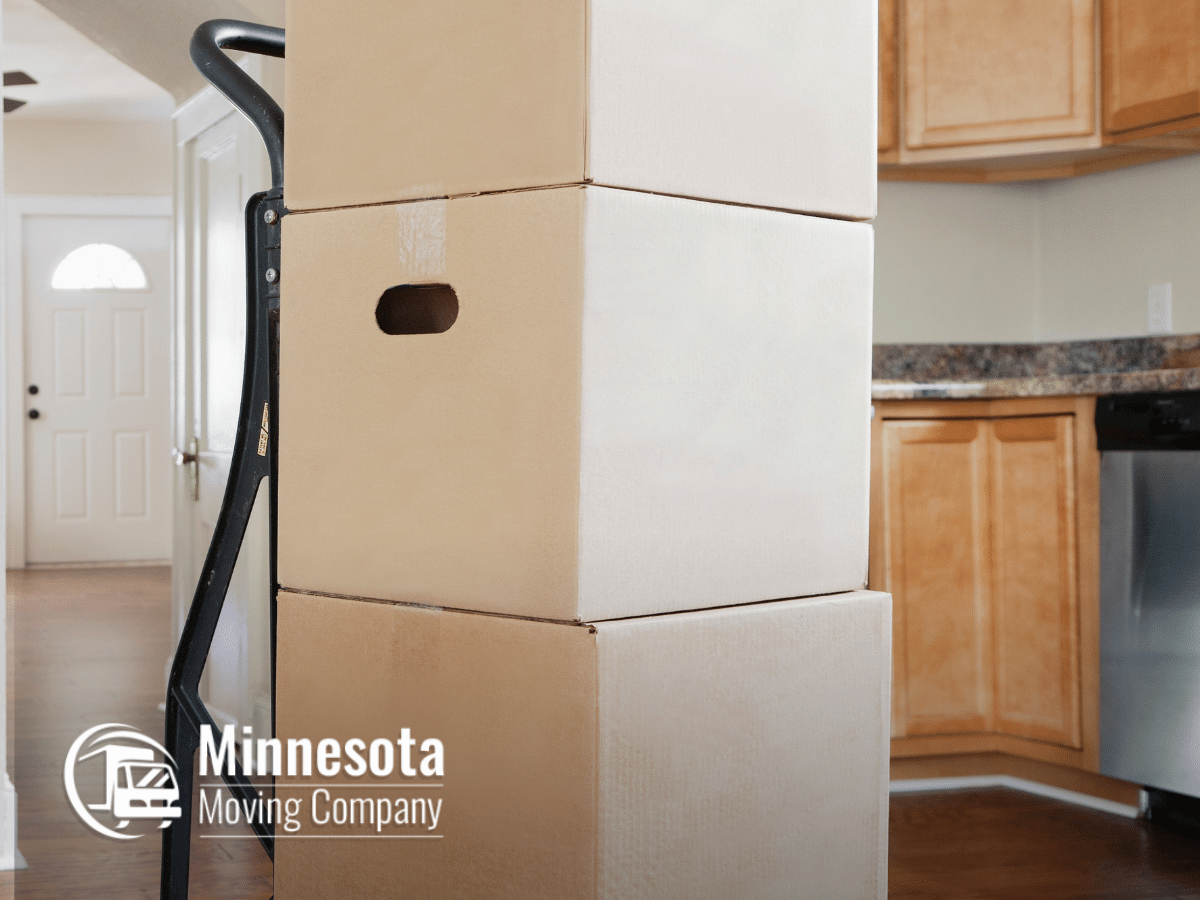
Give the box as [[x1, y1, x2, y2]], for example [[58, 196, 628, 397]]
[[51, 243, 148, 290]]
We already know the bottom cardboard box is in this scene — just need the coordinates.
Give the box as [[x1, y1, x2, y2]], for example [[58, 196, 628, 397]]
[[272, 589, 890, 899]]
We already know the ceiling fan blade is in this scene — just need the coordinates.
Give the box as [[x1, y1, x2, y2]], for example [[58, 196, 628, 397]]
[[4, 98, 28, 113], [3, 71, 37, 87]]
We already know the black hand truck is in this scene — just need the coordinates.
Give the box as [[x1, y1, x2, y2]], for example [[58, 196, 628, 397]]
[[162, 19, 285, 900]]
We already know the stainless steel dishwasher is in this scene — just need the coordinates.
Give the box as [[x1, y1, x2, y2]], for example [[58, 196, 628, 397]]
[[1098, 391, 1200, 809]]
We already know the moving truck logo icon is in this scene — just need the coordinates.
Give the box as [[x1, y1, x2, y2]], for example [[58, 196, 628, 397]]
[[64, 723, 182, 839]]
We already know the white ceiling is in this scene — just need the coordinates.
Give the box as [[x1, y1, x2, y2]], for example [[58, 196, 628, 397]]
[[3, 0, 175, 121]]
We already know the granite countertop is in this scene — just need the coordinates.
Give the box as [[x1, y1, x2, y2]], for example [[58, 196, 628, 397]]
[[872, 335, 1200, 400]]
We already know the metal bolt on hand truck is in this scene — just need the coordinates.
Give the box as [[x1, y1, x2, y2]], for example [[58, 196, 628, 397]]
[[162, 19, 285, 900]]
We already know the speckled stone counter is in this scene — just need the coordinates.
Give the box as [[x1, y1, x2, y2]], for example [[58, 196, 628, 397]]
[[873, 335, 1200, 400]]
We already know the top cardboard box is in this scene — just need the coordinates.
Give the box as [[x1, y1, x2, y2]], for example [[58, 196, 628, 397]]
[[284, 0, 877, 220]]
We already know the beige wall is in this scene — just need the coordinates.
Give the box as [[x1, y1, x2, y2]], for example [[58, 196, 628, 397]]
[[873, 180, 1041, 344], [4, 120, 173, 196], [1038, 154, 1200, 340], [874, 155, 1200, 344]]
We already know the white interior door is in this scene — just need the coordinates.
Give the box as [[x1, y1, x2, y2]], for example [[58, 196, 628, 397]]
[[22, 214, 172, 564], [174, 105, 273, 735]]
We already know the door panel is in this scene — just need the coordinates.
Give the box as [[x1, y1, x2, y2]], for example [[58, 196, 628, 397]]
[[113, 309, 147, 396], [1102, 0, 1200, 134], [52, 309, 87, 395], [200, 132, 247, 456], [114, 431, 150, 517], [880, 0, 899, 153], [53, 432, 88, 518], [990, 416, 1082, 748], [904, 0, 1096, 148], [175, 109, 273, 736], [883, 418, 993, 737]]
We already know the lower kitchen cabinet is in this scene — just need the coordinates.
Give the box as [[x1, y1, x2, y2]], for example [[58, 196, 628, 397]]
[[990, 415, 1081, 748], [881, 417, 992, 738], [871, 397, 1100, 771]]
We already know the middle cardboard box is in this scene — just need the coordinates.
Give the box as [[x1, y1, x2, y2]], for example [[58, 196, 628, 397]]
[[280, 185, 873, 622]]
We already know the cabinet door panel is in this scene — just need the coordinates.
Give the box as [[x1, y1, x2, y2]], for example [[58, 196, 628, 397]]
[[990, 416, 1082, 748], [905, 0, 1096, 148], [1102, 0, 1200, 134], [883, 420, 992, 736], [880, 0, 899, 152]]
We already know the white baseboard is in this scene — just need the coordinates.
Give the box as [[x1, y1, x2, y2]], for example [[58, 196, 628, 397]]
[[890, 774, 1140, 819], [0, 773, 25, 871], [23, 559, 171, 570]]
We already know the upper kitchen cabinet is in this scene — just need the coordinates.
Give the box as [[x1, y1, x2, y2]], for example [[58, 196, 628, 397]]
[[880, 0, 900, 153], [905, 0, 1095, 149], [880, 0, 1200, 181], [1102, 0, 1200, 138]]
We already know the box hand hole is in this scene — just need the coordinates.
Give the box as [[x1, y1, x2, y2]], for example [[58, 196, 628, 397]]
[[375, 284, 459, 335]]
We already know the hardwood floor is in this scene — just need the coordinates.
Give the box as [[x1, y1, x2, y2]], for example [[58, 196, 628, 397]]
[[9, 568, 1200, 899], [891, 787, 1200, 899], [7, 567, 272, 899]]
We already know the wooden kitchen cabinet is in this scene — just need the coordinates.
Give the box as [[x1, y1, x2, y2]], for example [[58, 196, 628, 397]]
[[879, 0, 899, 153], [882, 419, 992, 738], [880, 0, 1200, 181], [903, 0, 1095, 150], [1102, 0, 1200, 138], [989, 416, 1081, 748], [871, 397, 1100, 771]]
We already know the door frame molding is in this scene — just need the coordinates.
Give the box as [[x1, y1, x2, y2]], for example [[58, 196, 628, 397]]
[[5, 194, 173, 568], [170, 82, 242, 659], [170, 71, 274, 728], [170, 84, 237, 648]]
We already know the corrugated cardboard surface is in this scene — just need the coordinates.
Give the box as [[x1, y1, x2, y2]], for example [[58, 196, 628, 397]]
[[284, 0, 876, 220], [285, 0, 586, 211], [280, 187, 873, 624], [576, 187, 873, 620], [276, 590, 890, 900], [588, 0, 877, 220], [279, 188, 585, 620], [595, 591, 891, 899], [275, 591, 599, 900], [280, 185, 872, 621]]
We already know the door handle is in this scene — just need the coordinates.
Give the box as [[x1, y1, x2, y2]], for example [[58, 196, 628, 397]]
[[173, 438, 200, 501]]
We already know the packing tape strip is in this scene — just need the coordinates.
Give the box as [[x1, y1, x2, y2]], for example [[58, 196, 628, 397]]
[[398, 199, 447, 282]]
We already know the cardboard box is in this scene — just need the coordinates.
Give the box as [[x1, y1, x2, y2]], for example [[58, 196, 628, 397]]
[[274, 589, 891, 900], [284, 0, 877, 220], [279, 185, 873, 622]]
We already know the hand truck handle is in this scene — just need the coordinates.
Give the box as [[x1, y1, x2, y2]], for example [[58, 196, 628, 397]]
[[190, 19, 285, 188]]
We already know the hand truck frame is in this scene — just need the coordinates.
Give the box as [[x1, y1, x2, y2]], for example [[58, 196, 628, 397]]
[[162, 19, 285, 900]]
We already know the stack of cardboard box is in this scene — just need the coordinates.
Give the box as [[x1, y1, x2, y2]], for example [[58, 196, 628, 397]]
[[275, 2, 889, 897]]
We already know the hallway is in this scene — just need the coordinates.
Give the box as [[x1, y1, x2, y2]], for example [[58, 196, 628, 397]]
[[6, 567, 272, 899]]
